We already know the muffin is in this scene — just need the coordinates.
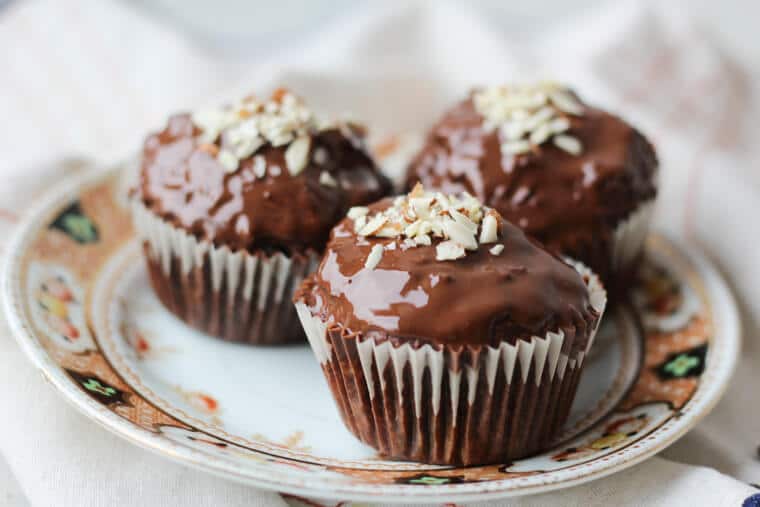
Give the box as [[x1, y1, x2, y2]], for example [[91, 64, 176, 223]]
[[133, 89, 392, 344], [405, 82, 658, 295], [294, 185, 606, 465]]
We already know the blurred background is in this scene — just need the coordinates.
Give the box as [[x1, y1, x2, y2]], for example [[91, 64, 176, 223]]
[[134, 0, 759, 67]]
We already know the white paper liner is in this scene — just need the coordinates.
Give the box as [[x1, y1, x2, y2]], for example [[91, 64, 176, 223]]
[[132, 201, 319, 343], [297, 259, 605, 413], [612, 200, 655, 273], [295, 259, 606, 463]]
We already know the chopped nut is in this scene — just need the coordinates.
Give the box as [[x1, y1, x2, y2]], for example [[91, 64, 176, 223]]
[[252, 155, 267, 178], [548, 117, 571, 134], [489, 244, 505, 255], [359, 215, 388, 236], [553, 134, 583, 155], [217, 149, 238, 172], [501, 140, 532, 155], [442, 218, 478, 250], [353, 215, 367, 233], [436, 240, 465, 261], [529, 123, 553, 145], [198, 143, 219, 156], [474, 82, 585, 158], [347, 206, 369, 220], [313, 147, 329, 165], [285, 136, 311, 175], [232, 136, 264, 160], [479, 214, 499, 243], [414, 234, 432, 246], [450, 209, 478, 234], [375, 225, 401, 238], [364, 244, 384, 270], [319, 171, 337, 187], [349, 184, 506, 262], [271, 87, 289, 103], [549, 90, 584, 115], [190, 89, 364, 177]]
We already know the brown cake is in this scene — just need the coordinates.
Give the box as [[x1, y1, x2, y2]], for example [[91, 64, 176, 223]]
[[294, 185, 606, 465], [133, 89, 392, 344], [405, 82, 658, 295]]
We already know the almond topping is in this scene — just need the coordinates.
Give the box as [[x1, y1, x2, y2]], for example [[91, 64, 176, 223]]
[[364, 244, 384, 270], [285, 136, 311, 175], [479, 213, 499, 244], [347, 206, 369, 220], [319, 171, 337, 187], [436, 240, 466, 261]]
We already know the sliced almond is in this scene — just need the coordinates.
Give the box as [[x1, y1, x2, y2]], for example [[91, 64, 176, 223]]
[[353, 215, 367, 233], [479, 214, 499, 244], [442, 218, 478, 250], [359, 214, 388, 236], [553, 134, 583, 155], [436, 240, 466, 261], [501, 140, 532, 155], [313, 147, 329, 165], [285, 136, 311, 175], [232, 136, 264, 160], [364, 244, 384, 270], [489, 244, 505, 256], [347, 206, 369, 220], [549, 90, 584, 115], [414, 234, 431, 246], [319, 171, 338, 187], [217, 149, 239, 173], [450, 209, 478, 234], [252, 155, 267, 178]]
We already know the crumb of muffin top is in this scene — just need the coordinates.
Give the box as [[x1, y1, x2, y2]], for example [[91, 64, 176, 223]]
[[139, 89, 392, 255]]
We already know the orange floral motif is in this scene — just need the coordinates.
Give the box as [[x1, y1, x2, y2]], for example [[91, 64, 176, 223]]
[[173, 387, 222, 426], [120, 317, 175, 360]]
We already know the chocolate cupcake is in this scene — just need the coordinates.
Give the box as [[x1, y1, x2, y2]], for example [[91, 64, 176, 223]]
[[133, 89, 392, 344], [405, 82, 658, 295], [294, 185, 606, 465]]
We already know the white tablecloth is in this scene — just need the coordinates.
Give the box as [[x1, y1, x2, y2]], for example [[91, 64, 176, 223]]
[[1, 0, 759, 505]]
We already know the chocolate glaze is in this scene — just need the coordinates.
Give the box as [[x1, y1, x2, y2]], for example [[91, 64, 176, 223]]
[[404, 94, 658, 286], [140, 113, 392, 254], [297, 198, 599, 352]]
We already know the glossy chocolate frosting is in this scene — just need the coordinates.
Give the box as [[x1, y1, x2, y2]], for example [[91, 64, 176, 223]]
[[404, 92, 657, 284], [140, 113, 392, 254], [297, 198, 600, 352]]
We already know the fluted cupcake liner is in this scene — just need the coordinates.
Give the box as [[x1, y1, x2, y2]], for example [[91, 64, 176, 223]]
[[296, 261, 606, 465], [612, 200, 655, 276], [132, 201, 319, 344]]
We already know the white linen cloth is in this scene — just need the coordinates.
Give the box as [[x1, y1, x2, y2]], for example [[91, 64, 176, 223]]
[[0, 0, 759, 505]]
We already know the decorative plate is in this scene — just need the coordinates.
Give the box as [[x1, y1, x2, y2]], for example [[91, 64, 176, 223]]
[[3, 166, 739, 503]]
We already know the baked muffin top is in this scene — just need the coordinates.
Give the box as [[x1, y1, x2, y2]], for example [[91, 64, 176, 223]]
[[404, 82, 658, 257], [297, 185, 605, 353], [140, 89, 392, 255]]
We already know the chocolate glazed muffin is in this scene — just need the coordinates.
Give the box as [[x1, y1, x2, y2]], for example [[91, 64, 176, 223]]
[[405, 82, 658, 296], [294, 185, 606, 465], [133, 89, 391, 344]]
